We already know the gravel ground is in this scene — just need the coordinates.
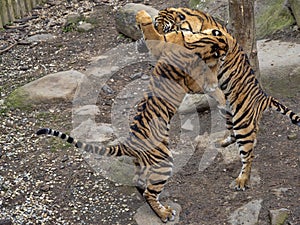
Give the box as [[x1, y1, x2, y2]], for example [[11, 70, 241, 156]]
[[0, 1, 139, 224]]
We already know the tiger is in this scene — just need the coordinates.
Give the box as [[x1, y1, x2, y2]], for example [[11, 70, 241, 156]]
[[153, 7, 300, 191], [36, 13, 228, 222]]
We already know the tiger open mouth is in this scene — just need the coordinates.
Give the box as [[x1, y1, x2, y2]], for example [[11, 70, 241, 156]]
[[154, 21, 173, 33]]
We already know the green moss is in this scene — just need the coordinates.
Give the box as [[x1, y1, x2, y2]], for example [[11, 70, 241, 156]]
[[5, 88, 32, 110], [256, 0, 295, 38]]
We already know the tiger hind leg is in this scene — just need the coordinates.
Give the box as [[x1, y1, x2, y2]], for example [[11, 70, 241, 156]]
[[234, 133, 256, 191], [143, 161, 176, 222], [133, 159, 147, 196]]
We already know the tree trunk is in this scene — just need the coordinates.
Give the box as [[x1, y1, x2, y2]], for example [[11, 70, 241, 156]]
[[228, 0, 260, 80]]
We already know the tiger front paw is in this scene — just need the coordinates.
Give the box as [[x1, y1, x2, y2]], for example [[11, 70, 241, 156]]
[[136, 10, 153, 26]]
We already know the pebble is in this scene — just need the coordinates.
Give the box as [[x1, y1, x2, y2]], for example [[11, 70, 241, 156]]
[[61, 155, 69, 162], [102, 84, 115, 94], [40, 184, 50, 192], [287, 133, 297, 140], [141, 74, 150, 80], [130, 72, 143, 80], [77, 22, 94, 32]]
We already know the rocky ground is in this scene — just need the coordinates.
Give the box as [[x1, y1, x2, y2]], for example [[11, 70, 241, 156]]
[[0, 0, 300, 225]]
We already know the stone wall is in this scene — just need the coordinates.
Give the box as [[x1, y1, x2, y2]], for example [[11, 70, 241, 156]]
[[0, 0, 44, 28]]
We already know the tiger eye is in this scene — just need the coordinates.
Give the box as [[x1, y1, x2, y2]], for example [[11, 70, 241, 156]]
[[212, 29, 222, 36], [178, 13, 185, 20]]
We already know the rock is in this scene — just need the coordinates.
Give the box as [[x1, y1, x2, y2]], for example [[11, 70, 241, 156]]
[[189, 0, 296, 39], [71, 120, 136, 185], [6, 70, 85, 108], [65, 13, 84, 27], [228, 199, 263, 225], [256, 0, 295, 38], [77, 21, 94, 32], [73, 105, 101, 128], [287, 0, 300, 27], [26, 34, 56, 42], [40, 184, 50, 192], [130, 72, 143, 80], [141, 74, 150, 80], [178, 94, 210, 114], [115, 3, 158, 40], [269, 208, 290, 225], [71, 119, 114, 143], [73, 105, 100, 117], [181, 118, 194, 131], [61, 155, 69, 162], [101, 84, 114, 94], [287, 133, 297, 140], [258, 41, 300, 70], [134, 200, 181, 225], [271, 187, 292, 198], [195, 131, 239, 172], [0, 219, 12, 225]]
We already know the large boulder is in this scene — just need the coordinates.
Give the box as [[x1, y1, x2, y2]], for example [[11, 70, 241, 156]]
[[189, 0, 296, 39], [287, 0, 300, 27], [269, 208, 290, 225], [228, 199, 263, 225], [256, 0, 295, 38], [115, 3, 158, 40], [178, 94, 211, 114], [6, 70, 85, 109]]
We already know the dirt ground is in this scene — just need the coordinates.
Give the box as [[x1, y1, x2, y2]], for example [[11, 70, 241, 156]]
[[0, 0, 299, 224]]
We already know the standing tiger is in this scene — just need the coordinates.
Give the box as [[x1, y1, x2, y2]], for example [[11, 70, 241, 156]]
[[36, 12, 228, 222], [153, 7, 300, 190]]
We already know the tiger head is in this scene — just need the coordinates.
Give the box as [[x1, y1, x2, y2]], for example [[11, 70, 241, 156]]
[[154, 7, 223, 34], [184, 28, 228, 67], [154, 8, 236, 59]]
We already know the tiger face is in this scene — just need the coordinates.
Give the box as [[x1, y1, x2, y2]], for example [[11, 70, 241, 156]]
[[154, 7, 223, 34]]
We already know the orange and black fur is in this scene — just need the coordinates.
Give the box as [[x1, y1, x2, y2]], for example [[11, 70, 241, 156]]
[[154, 7, 300, 190], [36, 11, 228, 222]]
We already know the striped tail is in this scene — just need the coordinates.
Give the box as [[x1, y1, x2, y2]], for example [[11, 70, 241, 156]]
[[36, 128, 128, 157], [269, 97, 300, 127]]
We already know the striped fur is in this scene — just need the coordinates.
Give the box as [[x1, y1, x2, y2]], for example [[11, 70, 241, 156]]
[[155, 7, 300, 190], [36, 12, 228, 223]]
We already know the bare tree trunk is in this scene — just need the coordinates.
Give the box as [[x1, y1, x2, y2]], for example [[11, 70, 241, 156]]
[[228, 0, 260, 80]]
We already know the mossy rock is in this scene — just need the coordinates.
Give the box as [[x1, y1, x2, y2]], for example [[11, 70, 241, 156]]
[[189, 0, 295, 39], [256, 0, 295, 38], [5, 88, 32, 110]]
